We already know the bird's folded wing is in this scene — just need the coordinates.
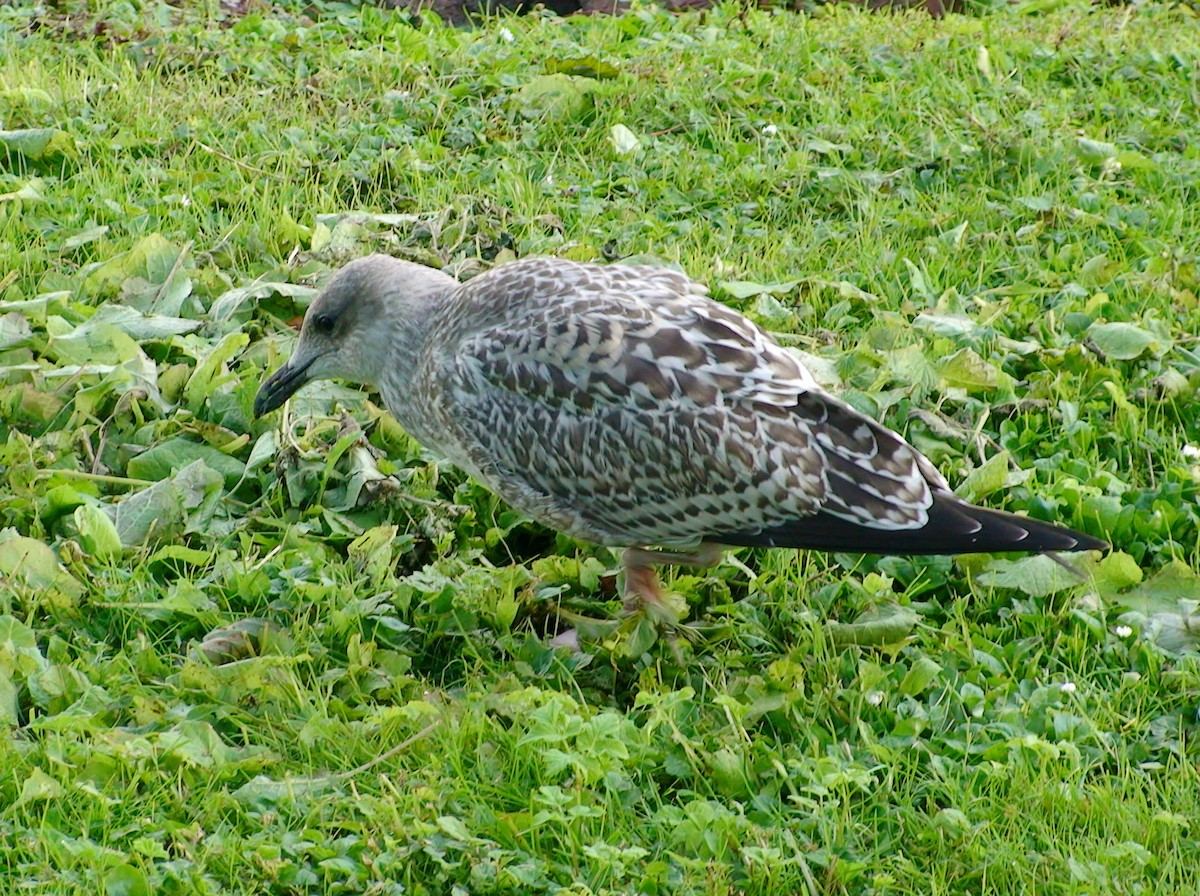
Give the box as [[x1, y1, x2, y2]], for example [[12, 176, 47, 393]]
[[439, 282, 940, 544]]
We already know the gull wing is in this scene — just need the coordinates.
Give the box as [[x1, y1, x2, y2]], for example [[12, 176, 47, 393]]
[[435, 259, 944, 548]]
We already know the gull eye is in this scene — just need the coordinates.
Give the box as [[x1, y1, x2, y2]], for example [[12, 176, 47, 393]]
[[312, 312, 336, 336]]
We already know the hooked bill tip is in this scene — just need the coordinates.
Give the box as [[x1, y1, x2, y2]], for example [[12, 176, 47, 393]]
[[254, 360, 309, 416]]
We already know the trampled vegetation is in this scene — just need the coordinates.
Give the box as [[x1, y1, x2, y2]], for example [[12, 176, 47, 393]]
[[2, 1, 1199, 893]]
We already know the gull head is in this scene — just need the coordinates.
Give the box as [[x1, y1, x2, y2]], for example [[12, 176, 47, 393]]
[[254, 254, 456, 416]]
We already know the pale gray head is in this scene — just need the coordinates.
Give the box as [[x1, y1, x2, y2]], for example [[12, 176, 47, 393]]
[[254, 254, 457, 416]]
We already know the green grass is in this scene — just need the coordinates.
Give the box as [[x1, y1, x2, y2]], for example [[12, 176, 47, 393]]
[[2, 0, 1200, 893]]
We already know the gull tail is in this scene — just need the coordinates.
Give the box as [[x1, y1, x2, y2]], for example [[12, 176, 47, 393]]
[[714, 494, 1107, 556]]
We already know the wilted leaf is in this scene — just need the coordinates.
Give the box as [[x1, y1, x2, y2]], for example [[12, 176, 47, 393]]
[[74, 504, 123, 560], [1152, 367, 1189, 398], [976, 45, 993, 81], [15, 768, 65, 806], [933, 807, 973, 839], [883, 345, 940, 395], [609, 124, 642, 155], [101, 861, 146, 896], [828, 603, 919, 646], [126, 439, 245, 490], [337, 444, 391, 510], [0, 179, 46, 203], [621, 614, 659, 657], [719, 279, 801, 300], [1114, 149, 1156, 171], [116, 244, 195, 314], [816, 278, 878, 303], [0, 86, 54, 109], [83, 233, 186, 299], [108, 460, 225, 546], [11, 384, 64, 426], [940, 220, 969, 248], [147, 545, 213, 568], [126, 579, 215, 619], [1016, 194, 1055, 212], [0, 312, 33, 350], [516, 74, 596, 122], [939, 348, 1001, 390], [902, 258, 933, 301], [794, 350, 841, 389], [1140, 612, 1200, 654], [44, 320, 133, 367], [172, 459, 227, 509], [899, 656, 942, 696], [192, 618, 277, 665], [0, 290, 67, 319], [958, 452, 1032, 503], [1074, 137, 1119, 163], [244, 430, 278, 473], [0, 614, 47, 726], [348, 525, 399, 580], [183, 331, 250, 410], [0, 615, 41, 666], [1111, 561, 1199, 616], [108, 479, 188, 549], [0, 531, 83, 600], [232, 774, 335, 811], [802, 138, 854, 155], [1092, 551, 1143, 599], [1088, 321, 1161, 360], [55, 224, 110, 252], [544, 55, 619, 78], [0, 127, 74, 160], [749, 294, 794, 328], [209, 280, 318, 322], [311, 215, 368, 255], [47, 305, 199, 364], [1078, 253, 1118, 288], [913, 312, 980, 341], [975, 554, 1080, 597]]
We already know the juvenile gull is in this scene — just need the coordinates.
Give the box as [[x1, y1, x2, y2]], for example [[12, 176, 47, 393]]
[[255, 255, 1105, 617]]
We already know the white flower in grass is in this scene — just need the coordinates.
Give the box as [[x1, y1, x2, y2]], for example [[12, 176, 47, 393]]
[[762, 124, 779, 137], [1183, 444, 1200, 460], [1114, 624, 1133, 638], [1059, 681, 1077, 695], [866, 690, 884, 706], [498, 27, 515, 43]]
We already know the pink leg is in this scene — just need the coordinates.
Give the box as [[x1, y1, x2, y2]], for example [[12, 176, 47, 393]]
[[620, 544, 723, 613]]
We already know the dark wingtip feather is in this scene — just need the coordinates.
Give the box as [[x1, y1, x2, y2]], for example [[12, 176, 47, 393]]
[[713, 494, 1107, 556]]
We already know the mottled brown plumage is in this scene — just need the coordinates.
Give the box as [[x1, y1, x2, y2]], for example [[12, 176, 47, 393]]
[[255, 254, 1105, 618]]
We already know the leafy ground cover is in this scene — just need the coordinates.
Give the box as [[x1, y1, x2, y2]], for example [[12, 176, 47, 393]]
[[2, 1, 1200, 893]]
